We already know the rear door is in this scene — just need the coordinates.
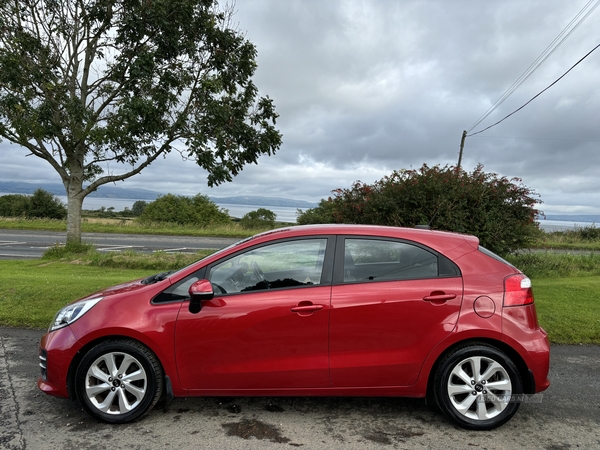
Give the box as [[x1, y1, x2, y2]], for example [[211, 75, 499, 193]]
[[330, 237, 463, 387]]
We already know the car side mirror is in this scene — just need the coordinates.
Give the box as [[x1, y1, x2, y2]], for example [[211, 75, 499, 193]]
[[188, 279, 214, 314]]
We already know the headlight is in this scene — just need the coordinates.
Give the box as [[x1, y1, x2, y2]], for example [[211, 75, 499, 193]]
[[49, 297, 103, 331]]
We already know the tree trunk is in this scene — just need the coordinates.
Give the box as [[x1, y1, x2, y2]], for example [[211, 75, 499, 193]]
[[65, 182, 85, 244]]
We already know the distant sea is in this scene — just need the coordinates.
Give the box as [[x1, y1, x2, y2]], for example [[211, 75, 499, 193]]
[[68, 196, 302, 223], [536, 219, 596, 232]]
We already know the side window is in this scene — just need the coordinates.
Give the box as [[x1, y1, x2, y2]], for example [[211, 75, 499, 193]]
[[208, 239, 328, 294], [344, 239, 438, 282]]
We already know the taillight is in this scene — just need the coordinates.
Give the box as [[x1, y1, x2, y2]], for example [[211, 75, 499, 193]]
[[503, 274, 534, 306]]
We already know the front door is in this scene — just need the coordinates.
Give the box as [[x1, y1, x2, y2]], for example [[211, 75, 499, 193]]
[[174, 237, 333, 391]]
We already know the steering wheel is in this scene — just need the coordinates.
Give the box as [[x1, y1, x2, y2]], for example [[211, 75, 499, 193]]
[[251, 261, 267, 284]]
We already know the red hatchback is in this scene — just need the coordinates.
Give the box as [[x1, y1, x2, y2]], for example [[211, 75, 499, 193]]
[[38, 225, 550, 430]]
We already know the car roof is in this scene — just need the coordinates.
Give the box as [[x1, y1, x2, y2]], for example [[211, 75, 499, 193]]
[[247, 224, 479, 254]]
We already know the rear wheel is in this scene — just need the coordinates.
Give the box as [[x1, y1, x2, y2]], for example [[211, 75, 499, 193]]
[[434, 345, 522, 430], [75, 340, 163, 423]]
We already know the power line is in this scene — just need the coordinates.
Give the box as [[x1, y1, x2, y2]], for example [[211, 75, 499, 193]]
[[467, 42, 600, 137], [467, 0, 600, 133], [469, 135, 600, 142]]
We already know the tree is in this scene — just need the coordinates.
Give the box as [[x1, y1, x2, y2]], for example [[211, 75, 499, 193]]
[[0, 188, 66, 219], [297, 164, 542, 255], [0, 194, 29, 217], [138, 193, 229, 226], [0, 0, 281, 243], [27, 187, 67, 219], [131, 200, 148, 216], [239, 207, 276, 229]]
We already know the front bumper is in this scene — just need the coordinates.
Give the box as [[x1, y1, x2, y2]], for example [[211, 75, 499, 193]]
[[37, 326, 82, 398]]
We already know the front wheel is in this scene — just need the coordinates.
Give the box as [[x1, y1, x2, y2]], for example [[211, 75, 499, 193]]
[[434, 345, 522, 430], [75, 340, 163, 424]]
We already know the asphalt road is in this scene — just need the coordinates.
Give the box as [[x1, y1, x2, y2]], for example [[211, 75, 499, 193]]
[[1, 327, 598, 450], [0, 230, 240, 259]]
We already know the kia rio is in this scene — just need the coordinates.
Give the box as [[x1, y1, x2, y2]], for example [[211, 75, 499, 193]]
[[38, 225, 550, 430]]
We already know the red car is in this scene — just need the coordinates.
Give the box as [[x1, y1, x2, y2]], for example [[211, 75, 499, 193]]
[[38, 225, 550, 430]]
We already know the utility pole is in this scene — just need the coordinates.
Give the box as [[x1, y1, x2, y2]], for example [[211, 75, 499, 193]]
[[457, 130, 467, 169]]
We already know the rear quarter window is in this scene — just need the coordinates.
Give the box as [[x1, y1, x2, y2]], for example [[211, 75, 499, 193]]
[[478, 246, 516, 269]]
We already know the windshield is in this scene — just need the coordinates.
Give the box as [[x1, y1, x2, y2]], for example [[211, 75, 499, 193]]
[[162, 236, 252, 279]]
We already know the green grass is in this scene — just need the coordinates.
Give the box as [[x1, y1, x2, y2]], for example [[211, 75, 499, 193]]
[[0, 217, 287, 237], [506, 251, 600, 278], [42, 242, 214, 270], [0, 260, 151, 329], [0, 247, 217, 329], [533, 276, 600, 344]]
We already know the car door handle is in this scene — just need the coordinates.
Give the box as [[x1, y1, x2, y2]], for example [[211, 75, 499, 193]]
[[423, 293, 457, 302], [290, 304, 324, 313]]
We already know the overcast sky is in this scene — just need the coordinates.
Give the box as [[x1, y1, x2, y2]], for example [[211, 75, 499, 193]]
[[2, 0, 599, 215]]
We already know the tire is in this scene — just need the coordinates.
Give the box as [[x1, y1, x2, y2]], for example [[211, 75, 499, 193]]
[[434, 344, 522, 430], [75, 340, 163, 424]]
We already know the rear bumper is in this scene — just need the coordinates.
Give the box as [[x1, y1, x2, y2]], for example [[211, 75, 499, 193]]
[[502, 325, 550, 394], [530, 327, 551, 393], [502, 304, 551, 393]]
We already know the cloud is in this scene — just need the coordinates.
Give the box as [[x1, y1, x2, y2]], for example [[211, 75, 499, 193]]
[[1, 0, 599, 213]]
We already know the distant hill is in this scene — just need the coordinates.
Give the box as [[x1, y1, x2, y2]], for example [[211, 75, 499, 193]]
[[0, 181, 319, 209], [0, 181, 162, 200]]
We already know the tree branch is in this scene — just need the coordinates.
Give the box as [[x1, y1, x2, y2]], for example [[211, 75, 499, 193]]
[[83, 145, 168, 196]]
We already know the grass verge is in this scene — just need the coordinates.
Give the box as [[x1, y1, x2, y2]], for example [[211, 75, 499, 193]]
[[533, 276, 600, 344], [0, 246, 216, 328], [531, 224, 600, 251], [506, 251, 600, 278], [0, 260, 151, 329], [42, 242, 214, 270], [0, 217, 285, 238]]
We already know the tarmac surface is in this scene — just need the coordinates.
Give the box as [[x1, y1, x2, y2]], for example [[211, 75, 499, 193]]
[[1, 327, 599, 450], [0, 229, 239, 259]]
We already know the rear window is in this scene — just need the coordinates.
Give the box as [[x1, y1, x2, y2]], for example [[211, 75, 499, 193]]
[[478, 246, 516, 269]]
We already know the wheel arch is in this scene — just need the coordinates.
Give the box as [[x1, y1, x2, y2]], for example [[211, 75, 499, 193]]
[[426, 337, 535, 401], [66, 335, 166, 400]]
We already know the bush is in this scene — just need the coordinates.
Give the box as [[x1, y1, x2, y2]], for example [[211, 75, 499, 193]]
[[297, 164, 542, 256], [0, 188, 66, 219], [296, 201, 335, 225], [239, 208, 277, 229], [0, 194, 29, 217], [42, 241, 95, 259], [138, 193, 229, 226], [578, 225, 600, 241]]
